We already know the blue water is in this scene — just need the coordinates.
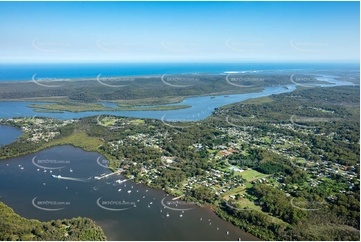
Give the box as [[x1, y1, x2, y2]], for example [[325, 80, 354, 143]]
[[0, 85, 297, 120], [0, 125, 23, 147], [0, 62, 359, 81], [0, 73, 356, 121], [0, 145, 259, 241]]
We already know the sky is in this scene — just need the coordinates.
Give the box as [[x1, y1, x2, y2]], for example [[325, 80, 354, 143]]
[[0, 1, 359, 63]]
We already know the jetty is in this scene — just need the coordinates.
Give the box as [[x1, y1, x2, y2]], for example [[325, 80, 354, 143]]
[[94, 169, 123, 180], [172, 194, 185, 200]]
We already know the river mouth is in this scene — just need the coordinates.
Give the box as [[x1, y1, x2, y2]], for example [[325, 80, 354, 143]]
[[0, 145, 259, 241]]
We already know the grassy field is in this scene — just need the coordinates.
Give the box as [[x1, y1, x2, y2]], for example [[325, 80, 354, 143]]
[[98, 117, 117, 126], [43, 132, 102, 152], [227, 197, 263, 211], [29, 103, 191, 113], [239, 169, 268, 181], [129, 119, 145, 124], [222, 186, 247, 197]]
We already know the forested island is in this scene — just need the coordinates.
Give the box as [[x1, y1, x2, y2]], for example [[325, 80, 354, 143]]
[[0, 74, 323, 104], [0, 202, 107, 241], [0, 85, 359, 241]]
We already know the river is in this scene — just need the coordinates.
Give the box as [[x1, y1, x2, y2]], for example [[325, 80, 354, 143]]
[[0, 73, 356, 240], [0, 74, 356, 121], [0, 124, 22, 147], [0, 145, 259, 241]]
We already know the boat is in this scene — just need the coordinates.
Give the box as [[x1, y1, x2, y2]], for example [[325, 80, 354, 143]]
[[20, 167, 24, 170], [37, 169, 40, 171], [52, 175, 62, 178], [127, 190, 131, 193], [150, 202, 153, 205], [70, 169, 73, 172], [226, 231, 229, 235], [180, 214, 183, 217], [118, 189, 122, 192], [166, 213, 169, 217], [49, 170, 52, 173]]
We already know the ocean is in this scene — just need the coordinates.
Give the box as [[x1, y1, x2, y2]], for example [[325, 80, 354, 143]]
[[0, 62, 359, 81]]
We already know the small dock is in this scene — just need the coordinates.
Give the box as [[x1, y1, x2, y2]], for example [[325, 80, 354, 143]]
[[94, 169, 123, 180], [172, 194, 185, 200]]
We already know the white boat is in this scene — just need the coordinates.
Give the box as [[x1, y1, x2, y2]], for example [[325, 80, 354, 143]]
[[50, 170, 52, 173], [150, 202, 153, 205], [70, 169, 73, 172], [127, 190, 131, 193], [166, 213, 169, 217], [118, 189, 122, 192], [145, 190, 148, 192], [226, 231, 229, 235], [180, 214, 183, 217], [20, 167, 24, 170], [44, 170, 47, 172], [37, 169, 40, 171]]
